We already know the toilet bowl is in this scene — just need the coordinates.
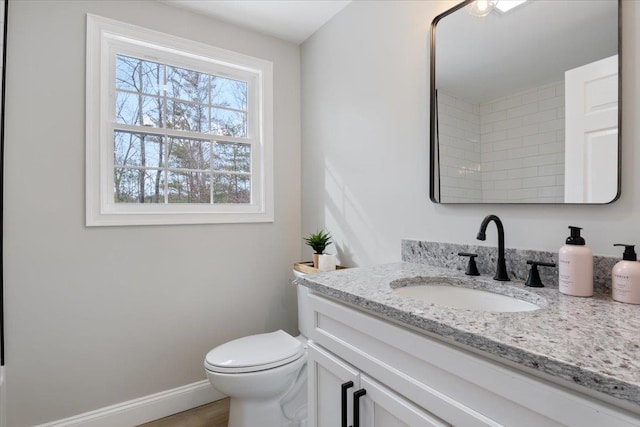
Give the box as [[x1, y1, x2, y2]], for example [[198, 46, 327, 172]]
[[204, 272, 310, 427]]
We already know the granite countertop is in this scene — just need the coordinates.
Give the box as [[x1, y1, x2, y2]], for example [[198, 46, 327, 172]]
[[296, 262, 640, 407]]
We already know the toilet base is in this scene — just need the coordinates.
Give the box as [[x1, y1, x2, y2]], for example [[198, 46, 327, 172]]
[[228, 397, 286, 427], [226, 388, 307, 427]]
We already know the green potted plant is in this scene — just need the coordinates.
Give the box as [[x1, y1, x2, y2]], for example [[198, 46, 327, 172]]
[[304, 230, 333, 268]]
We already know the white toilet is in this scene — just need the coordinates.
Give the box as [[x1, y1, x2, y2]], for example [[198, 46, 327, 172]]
[[204, 271, 310, 427]]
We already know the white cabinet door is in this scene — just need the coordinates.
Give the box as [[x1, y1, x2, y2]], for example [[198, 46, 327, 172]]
[[307, 342, 359, 427], [360, 375, 451, 427], [309, 342, 451, 427]]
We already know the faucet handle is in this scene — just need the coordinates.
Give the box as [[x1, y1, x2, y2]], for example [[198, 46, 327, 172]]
[[525, 260, 556, 288], [458, 252, 480, 276]]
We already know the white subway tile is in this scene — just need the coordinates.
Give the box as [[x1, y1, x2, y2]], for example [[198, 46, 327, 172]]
[[482, 130, 508, 143], [493, 157, 523, 170], [463, 129, 480, 141], [481, 142, 493, 153], [493, 117, 523, 131], [538, 164, 564, 176], [480, 122, 493, 135], [492, 138, 522, 152], [483, 195, 508, 203], [508, 188, 538, 200], [522, 90, 539, 104], [522, 153, 557, 167], [508, 103, 538, 119], [456, 98, 474, 113], [539, 118, 564, 133], [483, 170, 508, 181], [539, 141, 564, 155], [481, 110, 507, 124], [464, 149, 481, 162], [537, 87, 556, 101], [462, 179, 482, 190], [444, 146, 466, 160], [522, 109, 557, 126], [491, 95, 522, 112], [522, 175, 556, 189], [508, 124, 539, 138], [538, 186, 564, 197], [483, 149, 508, 162], [508, 167, 538, 179], [482, 181, 496, 191], [538, 96, 564, 112], [522, 131, 557, 147], [464, 111, 480, 125], [482, 161, 495, 172], [495, 178, 522, 190], [508, 145, 539, 159]]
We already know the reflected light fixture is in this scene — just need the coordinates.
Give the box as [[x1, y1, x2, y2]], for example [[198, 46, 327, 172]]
[[468, 0, 528, 17], [468, 0, 496, 17]]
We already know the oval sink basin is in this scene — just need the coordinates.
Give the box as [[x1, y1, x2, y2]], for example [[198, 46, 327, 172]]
[[392, 277, 542, 312]]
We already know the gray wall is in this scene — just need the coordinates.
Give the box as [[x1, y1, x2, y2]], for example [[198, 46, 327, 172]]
[[4, 1, 300, 426], [301, 0, 639, 266]]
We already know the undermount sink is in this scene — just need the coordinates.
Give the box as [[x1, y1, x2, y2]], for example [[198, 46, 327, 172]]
[[391, 277, 542, 313]]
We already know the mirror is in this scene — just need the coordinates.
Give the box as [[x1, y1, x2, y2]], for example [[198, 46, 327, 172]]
[[430, 0, 620, 204]]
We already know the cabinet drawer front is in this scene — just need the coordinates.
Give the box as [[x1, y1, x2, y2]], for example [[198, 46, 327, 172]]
[[307, 292, 640, 427]]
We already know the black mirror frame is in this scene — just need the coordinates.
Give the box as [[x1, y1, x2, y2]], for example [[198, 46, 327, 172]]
[[429, 0, 622, 205], [1, 0, 8, 367]]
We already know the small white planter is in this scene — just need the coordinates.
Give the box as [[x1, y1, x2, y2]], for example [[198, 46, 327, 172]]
[[317, 254, 337, 272]]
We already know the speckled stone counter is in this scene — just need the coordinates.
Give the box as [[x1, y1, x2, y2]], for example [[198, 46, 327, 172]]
[[401, 239, 619, 293], [295, 262, 640, 409]]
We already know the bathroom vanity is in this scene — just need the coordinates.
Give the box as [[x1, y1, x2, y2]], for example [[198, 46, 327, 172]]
[[296, 262, 640, 427]]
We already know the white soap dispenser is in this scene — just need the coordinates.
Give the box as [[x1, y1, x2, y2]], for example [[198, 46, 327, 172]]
[[612, 244, 640, 304], [558, 226, 593, 297]]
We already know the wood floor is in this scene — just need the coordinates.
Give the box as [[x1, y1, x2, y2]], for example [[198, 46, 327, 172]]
[[137, 398, 230, 427]]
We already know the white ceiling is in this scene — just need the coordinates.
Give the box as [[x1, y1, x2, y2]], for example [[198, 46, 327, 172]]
[[436, 0, 618, 103], [161, 0, 351, 44]]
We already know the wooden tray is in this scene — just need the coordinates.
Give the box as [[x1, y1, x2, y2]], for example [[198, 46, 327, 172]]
[[294, 261, 347, 275]]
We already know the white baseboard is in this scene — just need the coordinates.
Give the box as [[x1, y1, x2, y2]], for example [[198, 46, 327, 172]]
[[35, 380, 225, 427]]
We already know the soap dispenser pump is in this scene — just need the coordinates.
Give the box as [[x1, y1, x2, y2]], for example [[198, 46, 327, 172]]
[[612, 244, 640, 304], [558, 226, 593, 297]]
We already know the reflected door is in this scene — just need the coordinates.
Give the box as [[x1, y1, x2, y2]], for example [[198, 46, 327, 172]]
[[564, 55, 619, 203]]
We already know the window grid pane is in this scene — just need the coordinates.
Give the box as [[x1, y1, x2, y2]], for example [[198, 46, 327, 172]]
[[114, 54, 252, 205], [114, 167, 165, 204], [115, 54, 249, 138], [213, 173, 251, 204]]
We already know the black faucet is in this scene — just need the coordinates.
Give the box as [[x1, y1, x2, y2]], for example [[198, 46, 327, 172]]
[[476, 215, 510, 281]]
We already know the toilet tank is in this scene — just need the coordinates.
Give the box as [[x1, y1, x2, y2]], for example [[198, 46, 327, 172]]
[[293, 271, 311, 337]]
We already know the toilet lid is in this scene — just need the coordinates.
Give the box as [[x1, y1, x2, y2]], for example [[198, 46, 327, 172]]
[[205, 330, 304, 373]]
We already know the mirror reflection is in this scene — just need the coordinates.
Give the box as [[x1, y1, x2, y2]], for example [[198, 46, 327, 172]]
[[430, 0, 619, 204]]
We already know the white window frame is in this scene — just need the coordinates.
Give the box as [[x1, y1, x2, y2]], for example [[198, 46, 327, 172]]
[[86, 14, 273, 226]]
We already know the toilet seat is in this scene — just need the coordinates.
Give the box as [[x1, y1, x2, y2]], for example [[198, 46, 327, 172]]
[[205, 330, 304, 374]]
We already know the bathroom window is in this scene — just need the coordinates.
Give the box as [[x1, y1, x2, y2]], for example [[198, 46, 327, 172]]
[[86, 15, 273, 226]]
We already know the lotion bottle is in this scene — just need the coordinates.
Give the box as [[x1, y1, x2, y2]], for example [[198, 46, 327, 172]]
[[558, 226, 593, 297], [611, 244, 640, 304]]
